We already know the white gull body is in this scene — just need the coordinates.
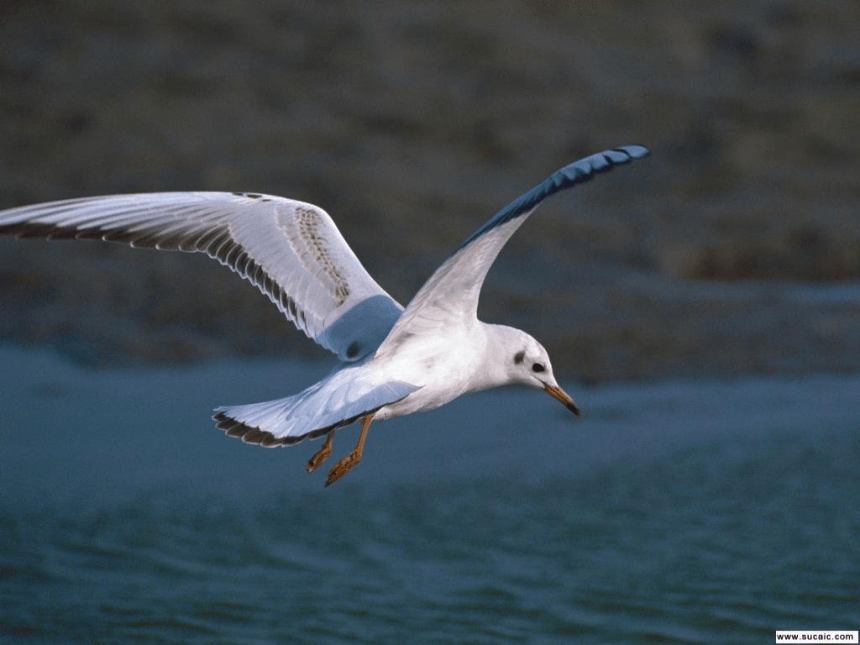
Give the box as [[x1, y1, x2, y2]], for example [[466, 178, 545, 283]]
[[0, 145, 649, 484]]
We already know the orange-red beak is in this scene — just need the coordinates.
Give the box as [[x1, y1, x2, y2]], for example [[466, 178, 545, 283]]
[[543, 383, 581, 416]]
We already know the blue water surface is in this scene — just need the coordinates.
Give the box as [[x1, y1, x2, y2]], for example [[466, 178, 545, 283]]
[[1, 347, 858, 644]]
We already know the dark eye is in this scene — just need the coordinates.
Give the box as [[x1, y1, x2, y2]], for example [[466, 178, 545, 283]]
[[531, 362, 545, 373]]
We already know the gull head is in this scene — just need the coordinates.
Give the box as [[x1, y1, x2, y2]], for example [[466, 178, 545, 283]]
[[492, 325, 580, 417]]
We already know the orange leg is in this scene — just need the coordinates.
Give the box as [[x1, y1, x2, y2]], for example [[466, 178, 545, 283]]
[[325, 414, 374, 487], [306, 430, 335, 473]]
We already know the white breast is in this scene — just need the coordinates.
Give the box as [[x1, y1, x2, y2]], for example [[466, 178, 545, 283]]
[[371, 322, 493, 421]]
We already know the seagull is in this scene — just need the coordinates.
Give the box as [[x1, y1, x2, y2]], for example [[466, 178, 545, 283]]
[[0, 145, 649, 485]]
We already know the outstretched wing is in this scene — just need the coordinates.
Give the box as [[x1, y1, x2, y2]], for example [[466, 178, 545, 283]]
[[0, 192, 402, 361], [377, 145, 650, 348], [213, 366, 420, 447]]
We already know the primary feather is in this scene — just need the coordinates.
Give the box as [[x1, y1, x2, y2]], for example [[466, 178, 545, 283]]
[[0, 192, 402, 362]]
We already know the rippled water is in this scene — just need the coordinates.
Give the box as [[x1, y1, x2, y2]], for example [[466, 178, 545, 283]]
[[1, 348, 858, 643]]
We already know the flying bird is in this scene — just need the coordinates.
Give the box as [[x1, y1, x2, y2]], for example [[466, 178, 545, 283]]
[[0, 145, 649, 485]]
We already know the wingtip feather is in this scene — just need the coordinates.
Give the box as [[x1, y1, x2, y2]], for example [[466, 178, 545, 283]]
[[616, 144, 650, 159], [212, 409, 301, 447], [458, 143, 651, 250]]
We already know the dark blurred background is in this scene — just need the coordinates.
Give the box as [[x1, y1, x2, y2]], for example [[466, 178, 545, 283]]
[[1, 0, 858, 380]]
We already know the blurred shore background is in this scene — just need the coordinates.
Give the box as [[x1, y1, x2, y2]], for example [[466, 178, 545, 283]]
[[2, 6, 859, 642], [1, 1, 858, 381]]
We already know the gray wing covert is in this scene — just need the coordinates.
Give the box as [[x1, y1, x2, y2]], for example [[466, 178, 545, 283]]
[[0, 192, 403, 361]]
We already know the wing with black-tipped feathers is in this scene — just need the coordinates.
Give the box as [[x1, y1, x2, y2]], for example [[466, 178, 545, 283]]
[[377, 145, 650, 349], [0, 192, 403, 361]]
